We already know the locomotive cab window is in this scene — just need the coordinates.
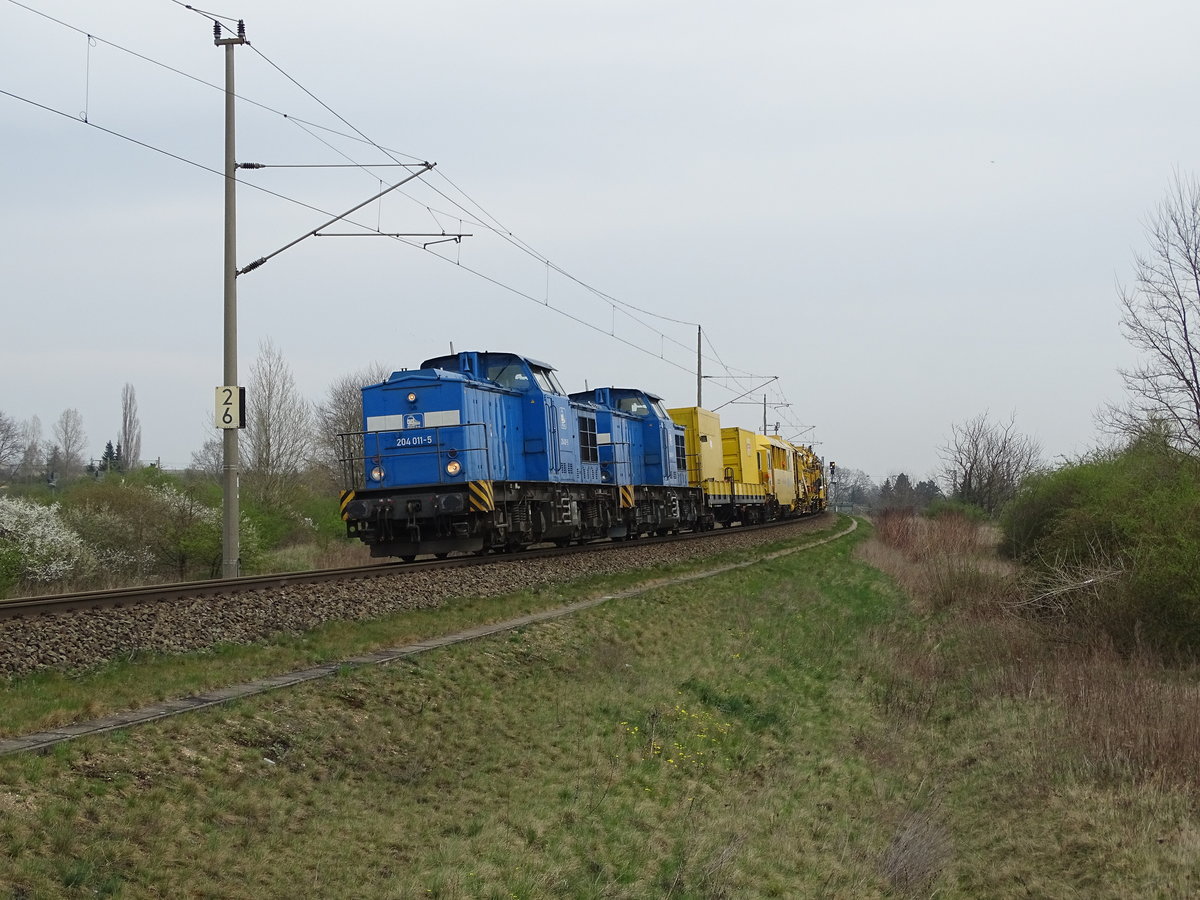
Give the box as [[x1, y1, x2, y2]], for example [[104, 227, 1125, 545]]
[[674, 433, 687, 471], [579, 416, 599, 463], [532, 367, 565, 394], [618, 397, 650, 416], [487, 364, 531, 391]]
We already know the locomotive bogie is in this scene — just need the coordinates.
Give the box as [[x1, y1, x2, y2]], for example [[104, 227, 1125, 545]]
[[340, 478, 707, 557]]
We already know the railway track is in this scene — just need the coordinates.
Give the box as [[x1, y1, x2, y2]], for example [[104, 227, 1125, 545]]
[[0, 515, 856, 757], [0, 515, 817, 622]]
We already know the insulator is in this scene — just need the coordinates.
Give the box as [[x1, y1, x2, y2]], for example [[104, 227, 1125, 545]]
[[213, 22, 221, 42], [237, 20, 245, 40]]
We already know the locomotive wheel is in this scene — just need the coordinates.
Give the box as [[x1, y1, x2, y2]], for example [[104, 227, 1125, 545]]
[[434, 552, 449, 559], [400, 554, 416, 563]]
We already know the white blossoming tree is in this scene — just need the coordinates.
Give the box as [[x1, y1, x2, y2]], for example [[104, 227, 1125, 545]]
[[0, 496, 93, 593]]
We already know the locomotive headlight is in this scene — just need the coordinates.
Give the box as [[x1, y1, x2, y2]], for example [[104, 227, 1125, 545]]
[[369, 465, 385, 482], [445, 459, 462, 476], [407, 392, 417, 403]]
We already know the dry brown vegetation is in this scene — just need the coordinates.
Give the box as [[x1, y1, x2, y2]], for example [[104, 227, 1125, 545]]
[[861, 508, 1200, 792]]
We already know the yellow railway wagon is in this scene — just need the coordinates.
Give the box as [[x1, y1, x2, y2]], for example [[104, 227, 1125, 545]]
[[666, 407, 724, 486], [757, 434, 800, 513], [667, 413, 825, 525], [669, 407, 756, 522], [794, 444, 827, 513], [719, 426, 767, 520], [722, 427, 758, 483]]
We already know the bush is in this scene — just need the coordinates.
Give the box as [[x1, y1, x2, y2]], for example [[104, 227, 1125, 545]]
[[1001, 433, 1200, 656], [0, 496, 93, 590], [59, 471, 263, 582], [924, 498, 988, 523]]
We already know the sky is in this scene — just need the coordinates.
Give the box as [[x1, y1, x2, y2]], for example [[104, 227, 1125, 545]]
[[2, 0, 1193, 483]]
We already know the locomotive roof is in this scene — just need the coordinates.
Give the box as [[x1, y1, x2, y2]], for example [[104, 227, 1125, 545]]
[[420, 351, 556, 372], [567, 387, 665, 401], [605, 387, 665, 402]]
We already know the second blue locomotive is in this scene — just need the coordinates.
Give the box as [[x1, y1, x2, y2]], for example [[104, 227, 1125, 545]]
[[338, 351, 709, 559]]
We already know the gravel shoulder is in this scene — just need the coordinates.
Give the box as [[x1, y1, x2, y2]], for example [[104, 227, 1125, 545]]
[[0, 515, 839, 680]]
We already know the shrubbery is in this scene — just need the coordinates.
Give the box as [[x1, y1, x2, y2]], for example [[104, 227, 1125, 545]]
[[0, 465, 359, 597], [0, 470, 275, 597], [924, 498, 988, 523], [0, 497, 92, 589], [1000, 432, 1200, 657]]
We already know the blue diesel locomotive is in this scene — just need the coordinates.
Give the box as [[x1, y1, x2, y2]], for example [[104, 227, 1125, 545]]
[[337, 351, 709, 559]]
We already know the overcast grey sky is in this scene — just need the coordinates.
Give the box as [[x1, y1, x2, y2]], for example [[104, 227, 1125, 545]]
[[2, 0, 1190, 481]]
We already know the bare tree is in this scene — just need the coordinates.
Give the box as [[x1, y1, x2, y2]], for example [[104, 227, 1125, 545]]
[[1106, 173, 1200, 452], [244, 338, 311, 502], [0, 411, 20, 479], [312, 362, 390, 488], [16, 416, 42, 483], [189, 431, 223, 480], [52, 408, 87, 479], [940, 412, 1040, 515], [119, 383, 142, 470], [833, 466, 878, 510]]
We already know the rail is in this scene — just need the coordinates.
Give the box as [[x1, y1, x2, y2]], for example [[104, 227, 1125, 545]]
[[0, 513, 832, 621]]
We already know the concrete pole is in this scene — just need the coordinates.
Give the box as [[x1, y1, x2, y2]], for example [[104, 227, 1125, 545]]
[[218, 23, 245, 578]]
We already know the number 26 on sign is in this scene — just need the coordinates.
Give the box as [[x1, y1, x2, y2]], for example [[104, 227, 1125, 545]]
[[215, 386, 246, 430]]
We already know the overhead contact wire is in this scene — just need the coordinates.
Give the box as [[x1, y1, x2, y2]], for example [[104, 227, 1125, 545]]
[[6, 0, 771, 399], [6, 0, 427, 163], [241, 43, 713, 366]]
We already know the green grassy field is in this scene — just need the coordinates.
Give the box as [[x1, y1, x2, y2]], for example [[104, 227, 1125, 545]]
[[1, 518, 1197, 898]]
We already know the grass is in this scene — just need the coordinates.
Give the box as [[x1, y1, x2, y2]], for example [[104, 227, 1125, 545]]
[[255, 536, 376, 574], [857, 510, 1200, 896], [0, 520, 848, 739], [1, 515, 1198, 896]]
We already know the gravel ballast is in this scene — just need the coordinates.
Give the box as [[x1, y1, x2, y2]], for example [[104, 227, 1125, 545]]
[[0, 517, 836, 679]]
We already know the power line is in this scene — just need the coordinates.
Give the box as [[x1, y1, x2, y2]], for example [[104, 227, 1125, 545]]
[[11, 0, 706, 367], [4, 1, 795, 403], [5, 0, 429, 163], [164, 0, 241, 26], [0, 87, 332, 218], [0, 84, 699, 375], [223, 40, 752, 382]]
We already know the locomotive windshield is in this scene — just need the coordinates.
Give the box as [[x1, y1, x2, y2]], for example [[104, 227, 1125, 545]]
[[484, 361, 565, 394], [531, 366, 565, 394], [618, 397, 650, 416], [486, 363, 531, 390]]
